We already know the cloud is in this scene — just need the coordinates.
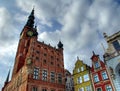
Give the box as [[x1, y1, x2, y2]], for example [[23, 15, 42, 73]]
[[1, 1, 120, 90], [14, 0, 120, 73], [0, 7, 18, 46]]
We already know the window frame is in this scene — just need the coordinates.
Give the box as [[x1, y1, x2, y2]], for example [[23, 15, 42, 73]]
[[33, 67, 39, 80], [94, 61, 100, 69], [81, 66, 84, 71], [84, 74, 90, 82], [78, 76, 82, 84], [102, 71, 108, 80], [96, 88, 102, 91], [58, 73, 62, 84], [50, 72, 55, 83], [86, 85, 91, 91], [94, 74, 99, 83], [106, 85, 112, 91], [32, 86, 38, 91], [42, 70, 47, 81]]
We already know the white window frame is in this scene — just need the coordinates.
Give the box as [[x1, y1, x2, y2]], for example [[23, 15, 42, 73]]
[[94, 74, 99, 83], [42, 70, 47, 81], [78, 76, 82, 83], [84, 74, 90, 82], [81, 67, 84, 71], [102, 71, 108, 80], [106, 85, 112, 91], [78, 87, 84, 91], [33, 67, 39, 80], [94, 61, 100, 68], [86, 85, 91, 91]]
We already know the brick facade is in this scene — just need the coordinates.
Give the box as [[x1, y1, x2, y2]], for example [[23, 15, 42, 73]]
[[2, 9, 65, 91]]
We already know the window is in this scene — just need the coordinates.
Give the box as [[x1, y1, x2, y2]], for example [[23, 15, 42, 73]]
[[78, 76, 82, 83], [44, 53, 47, 56], [42, 89, 47, 91], [36, 51, 40, 54], [84, 74, 90, 82], [32, 87, 37, 91], [42, 70, 47, 81], [94, 61, 100, 68], [112, 40, 120, 51], [81, 67, 84, 71], [36, 57, 39, 60], [51, 90, 55, 91], [58, 74, 62, 84], [51, 72, 55, 82], [78, 87, 84, 91], [33, 68, 39, 79], [106, 85, 112, 91], [97, 88, 102, 91], [94, 74, 99, 83], [43, 60, 47, 64], [51, 56, 54, 59], [102, 71, 108, 80], [51, 62, 54, 65], [77, 68, 80, 72], [57, 64, 60, 67], [86, 86, 91, 91]]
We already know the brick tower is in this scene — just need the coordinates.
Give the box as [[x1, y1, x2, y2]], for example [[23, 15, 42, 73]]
[[2, 9, 65, 91]]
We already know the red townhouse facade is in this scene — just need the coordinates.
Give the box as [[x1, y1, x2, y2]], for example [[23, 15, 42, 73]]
[[90, 52, 115, 91]]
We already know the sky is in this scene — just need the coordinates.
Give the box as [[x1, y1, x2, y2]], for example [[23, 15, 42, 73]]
[[0, 0, 120, 90]]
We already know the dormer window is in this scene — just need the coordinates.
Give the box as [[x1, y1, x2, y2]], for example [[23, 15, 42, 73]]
[[94, 61, 100, 69]]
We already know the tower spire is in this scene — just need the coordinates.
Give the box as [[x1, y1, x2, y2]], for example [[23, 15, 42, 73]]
[[26, 8, 35, 28], [5, 69, 10, 84], [92, 51, 95, 55]]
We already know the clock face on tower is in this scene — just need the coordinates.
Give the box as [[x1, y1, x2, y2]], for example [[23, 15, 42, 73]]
[[27, 30, 33, 37]]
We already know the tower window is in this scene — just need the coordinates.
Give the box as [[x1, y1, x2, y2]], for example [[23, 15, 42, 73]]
[[44, 53, 47, 56], [33, 68, 39, 80], [57, 64, 60, 67], [36, 51, 40, 54], [42, 70, 47, 81], [112, 40, 120, 51], [36, 57, 39, 60], [102, 71, 108, 80], [51, 90, 55, 91], [50, 72, 55, 82], [42, 89, 47, 91], [43, 60, 47, 64], [58, 74, 62, 84], [94, 74, 99, 83], [51, 62, 54, 65], [32, 87, 38, 91]]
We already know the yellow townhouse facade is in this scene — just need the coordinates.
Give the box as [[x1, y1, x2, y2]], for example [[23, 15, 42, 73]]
[[73, 57, 93, 91]]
